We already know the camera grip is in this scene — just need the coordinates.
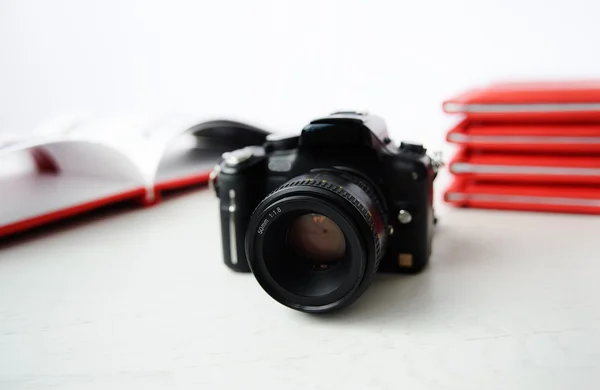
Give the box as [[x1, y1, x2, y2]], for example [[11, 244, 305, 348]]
[[218, 167, 265, 272]]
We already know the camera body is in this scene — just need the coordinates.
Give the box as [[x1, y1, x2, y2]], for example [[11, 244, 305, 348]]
[[213, 111, 437, 274]]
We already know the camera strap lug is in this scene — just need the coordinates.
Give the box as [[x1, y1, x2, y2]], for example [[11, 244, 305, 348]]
[[429, 151, 445, 175], [209, 164, 221, 196]]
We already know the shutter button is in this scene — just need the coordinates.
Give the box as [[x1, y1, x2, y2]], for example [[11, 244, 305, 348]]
[[222, 148, 253, 166], [400, 142, 426, 155]]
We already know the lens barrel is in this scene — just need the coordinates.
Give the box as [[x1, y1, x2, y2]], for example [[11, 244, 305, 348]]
[[246, 169, 387, 313]]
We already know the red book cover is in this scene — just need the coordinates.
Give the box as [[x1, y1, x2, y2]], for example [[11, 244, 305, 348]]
[[448, 148, 600, 185], [447, 119, 600, 153], [443, 80, 600, 122], [444, 178, 600, 215]]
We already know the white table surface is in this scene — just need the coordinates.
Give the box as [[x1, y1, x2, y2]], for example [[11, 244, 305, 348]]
[[1, 183, 600, 390]]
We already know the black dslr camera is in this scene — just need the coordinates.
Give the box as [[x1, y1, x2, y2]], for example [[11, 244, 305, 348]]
[[211, 112, 439, 313]]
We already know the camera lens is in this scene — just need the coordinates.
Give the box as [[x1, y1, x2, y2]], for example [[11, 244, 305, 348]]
[[245, 169, 387, 313], [287, 213, 346, 265]]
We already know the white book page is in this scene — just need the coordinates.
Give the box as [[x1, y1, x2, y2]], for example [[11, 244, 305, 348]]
[[2, 126, 147, 186], [60, 113, 264, 190], [115, 114, 207, 182], [29, 114, 269, 193], [31, 115, 157, 187], [31, 114, 210, 187], [139, 114, 272, 189], [0, 120, 149, 230], [134, 114, 226, 188], [153, 133, 223, 187]]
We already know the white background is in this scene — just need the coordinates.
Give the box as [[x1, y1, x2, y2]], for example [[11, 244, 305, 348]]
[[3, 2, 600, 389], [2, 0, 600, 148]]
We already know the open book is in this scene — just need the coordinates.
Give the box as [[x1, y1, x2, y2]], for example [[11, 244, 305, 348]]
[[0, 115, 270, 237]]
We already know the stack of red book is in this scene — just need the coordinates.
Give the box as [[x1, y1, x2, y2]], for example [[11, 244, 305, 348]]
[[443, 81, 600, 215]]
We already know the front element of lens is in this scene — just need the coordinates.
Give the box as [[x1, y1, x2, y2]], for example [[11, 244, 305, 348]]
[[287, 213, 346, 265], [246, 169, 387, 313]]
